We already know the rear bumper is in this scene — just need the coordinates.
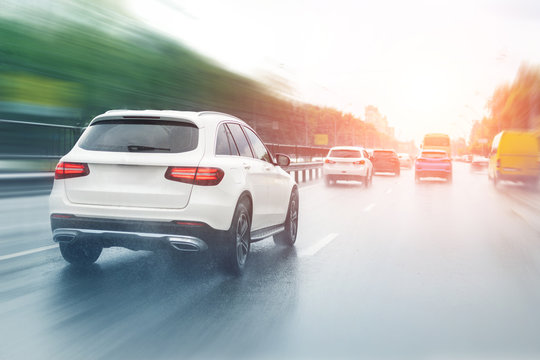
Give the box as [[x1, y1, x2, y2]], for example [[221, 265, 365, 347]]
[[415, 169, 451, 178], [325, 173, 365, 181], [373, 162, 399, 173], [497, 172, 539, 182], [50, 216, 227, 251], [323, 166, 368, 177]]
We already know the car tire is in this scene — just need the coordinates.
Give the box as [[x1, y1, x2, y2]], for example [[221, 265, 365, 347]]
[[221, 199, 251, 275], [274, 188, 299, 246], [59, 241, 102, 266]]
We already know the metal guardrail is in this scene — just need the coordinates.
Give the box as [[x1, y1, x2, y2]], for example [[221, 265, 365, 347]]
[[265, 143, 330, 163], [0, 118, 327, 184], [283, 161, 323, 184], [0, 162, 325, 184]]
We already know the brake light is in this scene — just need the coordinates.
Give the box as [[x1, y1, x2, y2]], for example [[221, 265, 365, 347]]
[[353, 160, 366, 165], [165, 167, 224, 186], [55, 162, 89, 179], [496, 159, 501, 168], [325, 159, 335, 164]]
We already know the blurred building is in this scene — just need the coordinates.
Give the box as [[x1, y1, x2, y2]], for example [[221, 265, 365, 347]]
[[365, 105, 394, 137]]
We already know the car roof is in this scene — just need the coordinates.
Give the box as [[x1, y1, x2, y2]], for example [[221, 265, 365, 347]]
[[421, 149, 447, 153], [373, 149, 396, 152], [89, 110, 247, 128], [329, 146, 365, 151]]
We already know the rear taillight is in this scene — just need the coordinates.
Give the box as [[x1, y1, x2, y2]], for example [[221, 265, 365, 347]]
[[496, 159, 501, 168], [55, 162, 89, 180], [165, 167, 224, 186], [353, 160, 366, 165], [325, 159, 335, 164]]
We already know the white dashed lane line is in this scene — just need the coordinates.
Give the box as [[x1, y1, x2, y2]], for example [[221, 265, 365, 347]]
[[298, 233, 339, 258], [386, 187, 393, 194], [0, 244, 58, 262]]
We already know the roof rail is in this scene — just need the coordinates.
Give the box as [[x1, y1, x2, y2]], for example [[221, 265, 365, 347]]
[[197, 111, 243, 121], [104, 109, 131, 113]]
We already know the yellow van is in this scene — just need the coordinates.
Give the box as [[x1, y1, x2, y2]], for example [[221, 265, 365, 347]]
[[488, 130, 540, 186], [422, 133, 451, 157]]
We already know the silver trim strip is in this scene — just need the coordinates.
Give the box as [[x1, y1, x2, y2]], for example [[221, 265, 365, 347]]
[[169, 236, 208, 252], [251, 225, 285, 241], [52, 228, 208, 252]]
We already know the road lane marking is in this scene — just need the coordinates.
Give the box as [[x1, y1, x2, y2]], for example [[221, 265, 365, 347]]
[[386, 188, 393, 194], [0, 244, 58, 261], [299, 233, 338, 258], [363, 203, 376, 212]]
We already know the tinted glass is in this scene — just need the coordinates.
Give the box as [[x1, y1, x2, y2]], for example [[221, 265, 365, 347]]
[[422, 151, 447, 159], [216, 124, 238, 155], [329, 149, 362, 158], [79, 120, 198, 153], [227, 123, 253, 157], [225, 125, 240, 156], [243, 127, 272, 163], [373, 150, 395, 157]]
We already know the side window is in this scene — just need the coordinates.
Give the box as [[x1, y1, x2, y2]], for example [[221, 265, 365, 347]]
[[243, 127, 272, 163], [227, 123, 253, 157], [215, 124, 240, 156], [225, 125, 240, 156], [215, 124, 231, 155]]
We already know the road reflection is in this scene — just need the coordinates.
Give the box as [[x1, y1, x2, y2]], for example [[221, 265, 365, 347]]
[[45, 244, 299, 359]]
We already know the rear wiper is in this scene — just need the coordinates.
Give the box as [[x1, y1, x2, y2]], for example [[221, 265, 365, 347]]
[[127, 145, 170, 152]]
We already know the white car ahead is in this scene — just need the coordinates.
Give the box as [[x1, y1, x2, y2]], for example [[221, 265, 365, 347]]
[[49, 110, 298, 275], [322, 146, 373, 187]]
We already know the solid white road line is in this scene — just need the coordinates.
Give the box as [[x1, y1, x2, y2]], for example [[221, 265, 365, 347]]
[[299, 233, 339, 258], [0, 244, 58, 262], [363, 203, 376, 212], [386, 188, 393, 194]]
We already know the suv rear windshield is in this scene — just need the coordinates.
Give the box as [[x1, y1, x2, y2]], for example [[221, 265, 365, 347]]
[[329, 149, 362, 158], [79, 120, 198, 153], [373, 150, 395, 157], [422, 151, 447, 159]]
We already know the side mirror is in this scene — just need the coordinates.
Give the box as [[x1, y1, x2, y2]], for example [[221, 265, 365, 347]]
[[275, 153, 290, 167]]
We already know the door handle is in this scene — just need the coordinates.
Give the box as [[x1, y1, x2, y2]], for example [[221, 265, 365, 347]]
[[243, 163, 251, 170], [264, 166, 271, 171]]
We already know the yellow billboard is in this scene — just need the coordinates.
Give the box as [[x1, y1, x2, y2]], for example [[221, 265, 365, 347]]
[[314, 134, 328, 145]]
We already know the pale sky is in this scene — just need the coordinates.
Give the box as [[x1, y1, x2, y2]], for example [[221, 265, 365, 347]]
[[127, 0, 540, 143]]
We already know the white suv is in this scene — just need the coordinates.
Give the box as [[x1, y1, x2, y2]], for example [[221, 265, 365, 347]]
[[49, 110, 298, 275], [323, 146, 373, 187]]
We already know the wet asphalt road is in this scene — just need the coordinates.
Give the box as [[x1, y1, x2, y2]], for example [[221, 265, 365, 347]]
[[1, 163, 540, 360]]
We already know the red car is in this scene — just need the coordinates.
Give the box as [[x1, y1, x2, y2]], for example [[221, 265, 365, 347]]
[[371, 149, 400, 176]]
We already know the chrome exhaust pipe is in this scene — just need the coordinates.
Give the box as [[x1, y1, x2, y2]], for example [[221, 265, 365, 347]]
[[52, 229, 78, 243], [168, 236, 208, 252]]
